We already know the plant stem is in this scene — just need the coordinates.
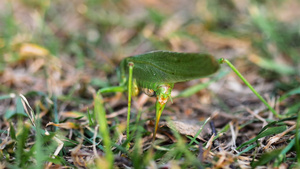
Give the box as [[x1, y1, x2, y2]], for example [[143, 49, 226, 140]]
[[95, 91, 114, 168], [127, 62, 134, 138], [219, 58, 283, 118]]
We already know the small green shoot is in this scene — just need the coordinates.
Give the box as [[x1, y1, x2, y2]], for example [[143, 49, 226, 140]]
[[94, 91, 114, 168], [188, 117, 211, 146]]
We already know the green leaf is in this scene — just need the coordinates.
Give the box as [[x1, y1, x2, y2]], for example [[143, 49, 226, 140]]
[[121, 51, 220, 89], [277, 137, 296, 163], [9, 122, 16, 140], [237, 143, 257, 155], [16, 96, 27, 116], [256, 126, 287, 139], [237, 125, 287, 150], [286, 102, 300, 116], [4, 97, 29, 120], [16, 123, 30, 168], [94, 92, 114, 168], [280, 86, 300, 101], [188, 117, 211, 145], [250, 55, 295, 75], [0, 94, 15, 100], [90, 78, 110, 88], [4, 109, 17, 120], [251, 148, 283, 168]]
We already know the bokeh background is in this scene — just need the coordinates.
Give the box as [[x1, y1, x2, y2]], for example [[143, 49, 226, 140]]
[[1, 0, 299, 96], [1, 0, 300, 168]]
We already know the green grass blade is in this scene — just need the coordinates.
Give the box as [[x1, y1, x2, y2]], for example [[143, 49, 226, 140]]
[[277, 137, 296, 163], [131, 126, 145, 168], [250, 55, 295, 75], [188, 117, 210, 146], [16, 122, 30, 168], [286, 102, 300, 116], [53, 95, 58, 131], [34, 105, 43, 169], [16, 96, 27, 117], [251, 148, 283, 168], [87, 108, 94, 126], [237, 125, 287, 150], [279, 86, 300, 102], [94, 91, 114, 168], [0, 93, 15, 100], [167, 119, 203, 168], [9, 122, 16, 140], [237, 143, 258, 156]]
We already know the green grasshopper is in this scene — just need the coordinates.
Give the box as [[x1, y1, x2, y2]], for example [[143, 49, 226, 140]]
[[100, 50, 280, 141]]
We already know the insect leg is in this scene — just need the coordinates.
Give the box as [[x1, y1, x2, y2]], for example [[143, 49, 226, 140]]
[[127, 62, 134, 138], [219, 58, 282, 118]]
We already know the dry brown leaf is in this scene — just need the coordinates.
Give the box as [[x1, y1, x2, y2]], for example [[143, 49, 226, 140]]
[[203, 133, 215, 161], [0, 162, 6, 169], [72, 149, 94, 167], [19, 43, 49, 59], [264, 125, 296, 150], [60, 111, 87, 120], [213, 151, 236, 169], [164, 120, 211, 141], [46, 122, 80, 129]]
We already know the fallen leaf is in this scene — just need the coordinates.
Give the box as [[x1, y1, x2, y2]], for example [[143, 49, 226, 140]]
[[19, 43, 49, 59], [46, 122, 80, 129], [163, 120, 211, 141]]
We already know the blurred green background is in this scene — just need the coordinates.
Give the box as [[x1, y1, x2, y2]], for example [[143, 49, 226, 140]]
[[1, 0, 299, 96], [1, 0, 300, 168]]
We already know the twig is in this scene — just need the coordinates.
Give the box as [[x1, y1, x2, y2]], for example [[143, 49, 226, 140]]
[[246, 107, 267, 127]]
